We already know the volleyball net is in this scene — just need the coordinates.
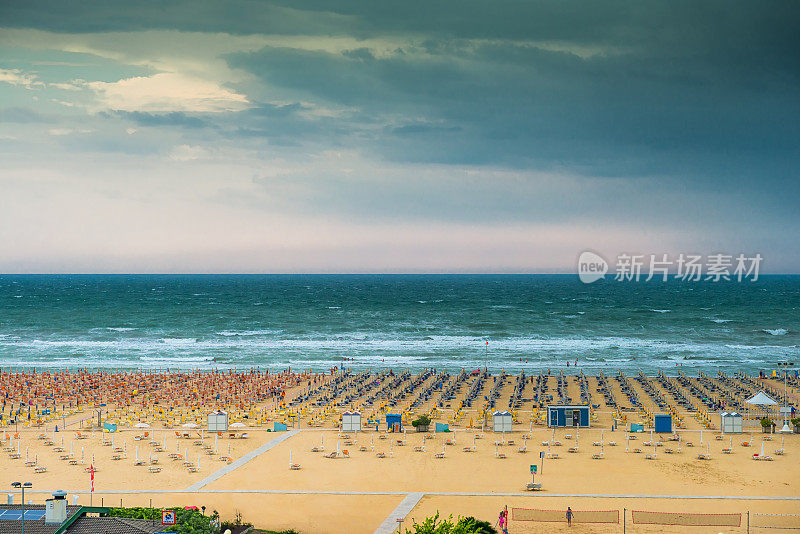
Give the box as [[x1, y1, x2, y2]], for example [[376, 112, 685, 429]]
[[511, 507, 619, 524], [631, 510, 741, 527], [751, 513, 800, 530]]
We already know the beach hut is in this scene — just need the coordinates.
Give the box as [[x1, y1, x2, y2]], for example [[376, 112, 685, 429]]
[[547, 405, 590, 428], [207, 410, 228, 432], [720, 412, 743, 434], [654, 414, 672, 434], [386, 414, 402, 432], [341, 411, 361, 433], [492, 411, 513, 433]]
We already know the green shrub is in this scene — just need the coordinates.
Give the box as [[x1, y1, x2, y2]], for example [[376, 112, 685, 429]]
[[412, 414, 432, 428], [405, 512, 492, 534]]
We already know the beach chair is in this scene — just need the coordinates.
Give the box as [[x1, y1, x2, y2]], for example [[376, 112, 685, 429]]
[[517, 445, 527, 453], [289, 462, 301, 470], [526, 482, 543, 491], [323, 451, 338, 459], [342, 449, 350, 458], [546, 452, 560, 459], [722, 447, 732, 454], [34, 466, 47, 473], [608, 441, 617, 446], [148, 466, 161, 473], [375, 452, 387, 458], [433, 451, 445, 459], [359, 445, 368, 452], [568, 446, 579, 453], [592, 452, 604, 459]]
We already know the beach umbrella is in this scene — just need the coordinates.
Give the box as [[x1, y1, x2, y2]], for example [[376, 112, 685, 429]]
[[760, 442, 765, 457], [81, 447, 85, 462], [214, 434, 218, 454], [230, 422, 246, 428], [134, 422, 150, 428], [182, 422, 199, 429]]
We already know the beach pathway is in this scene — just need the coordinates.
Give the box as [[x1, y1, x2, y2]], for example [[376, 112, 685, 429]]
[[373, 492, 424, 534], [186, 430, 300, 491]]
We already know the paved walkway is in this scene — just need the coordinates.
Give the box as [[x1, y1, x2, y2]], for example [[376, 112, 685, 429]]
[[373, 492, 424, 534], [28, 489, 800, 500], [186, 429, 300, 491]]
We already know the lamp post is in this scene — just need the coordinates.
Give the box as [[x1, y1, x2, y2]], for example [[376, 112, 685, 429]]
[[11, 481, 32, 534], [777, 361, 794, 433]]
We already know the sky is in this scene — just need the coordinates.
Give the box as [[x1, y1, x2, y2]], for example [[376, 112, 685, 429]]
[[0, 1, 798, 273]]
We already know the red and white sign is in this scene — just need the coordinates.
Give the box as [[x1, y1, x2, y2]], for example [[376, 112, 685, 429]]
[[162, 510, 176, 525]]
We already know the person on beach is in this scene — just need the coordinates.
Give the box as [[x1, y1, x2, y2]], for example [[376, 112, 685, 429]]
[[566, 506, 573, 526], [496, 509, 508, 533]]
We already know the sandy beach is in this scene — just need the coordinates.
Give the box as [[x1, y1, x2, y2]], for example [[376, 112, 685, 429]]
[[1, 369, 798, 533]]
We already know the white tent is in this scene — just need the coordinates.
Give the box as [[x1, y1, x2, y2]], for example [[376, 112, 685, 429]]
[[746, 392, 778, 405], [745, 392, 779, 430]]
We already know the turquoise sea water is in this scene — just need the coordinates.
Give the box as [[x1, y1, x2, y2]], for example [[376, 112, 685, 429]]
[[0, 275, 797, 373]]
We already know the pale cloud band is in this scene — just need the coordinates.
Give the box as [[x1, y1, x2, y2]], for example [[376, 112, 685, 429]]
[[0, 1, 798, 273]]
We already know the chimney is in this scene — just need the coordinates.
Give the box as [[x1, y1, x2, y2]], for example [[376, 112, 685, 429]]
[[45, 490, 68, 524]]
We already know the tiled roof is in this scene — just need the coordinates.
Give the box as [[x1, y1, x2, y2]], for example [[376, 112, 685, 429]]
[[65, 516, 164, 534], [0, 504, 81, 534]]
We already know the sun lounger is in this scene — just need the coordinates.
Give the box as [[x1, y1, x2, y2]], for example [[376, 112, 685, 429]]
[[698, 453, 711, 460], [34, 466, 47, 473], [359, 445, 368, 452], [323, 451, 338, 459], [526, 482, 543, 491], [608, 441, 617, 446], [517, 446, 527, 453], [376, 452, 387, 458], [289, 463, 301, 470], [148, 466, 161, 473], [775, 449, 784, 455], [568, 447, 579, 453], [592, 453, 604, 459], [433, 451, 445, 459], [645, 453, 656, 460], [546, 452, 560, 459], [722, 448, 732, 454]]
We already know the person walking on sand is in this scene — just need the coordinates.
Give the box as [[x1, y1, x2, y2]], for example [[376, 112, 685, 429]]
[[496, 509, 508, 534], [566, 506, 573, 526]]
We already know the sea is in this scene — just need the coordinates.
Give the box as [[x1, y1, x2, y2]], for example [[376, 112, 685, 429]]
[[0, 275, 797, 375]]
